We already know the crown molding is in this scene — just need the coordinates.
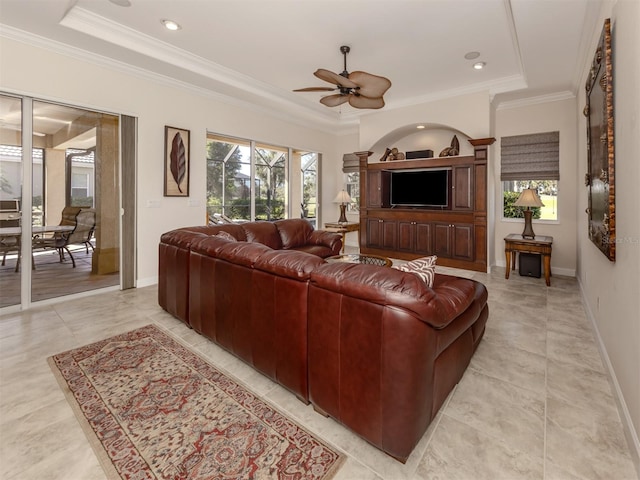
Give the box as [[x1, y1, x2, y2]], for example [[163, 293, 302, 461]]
[[494, 90, 576, 110], [0, 23, 354, 135]]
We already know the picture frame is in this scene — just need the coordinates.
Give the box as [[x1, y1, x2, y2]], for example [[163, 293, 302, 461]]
[[164, 126, 190, 197], [584, 18, 615, 261]]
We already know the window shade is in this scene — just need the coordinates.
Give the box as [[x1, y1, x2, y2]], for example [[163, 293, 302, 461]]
[[342, 153, 359, 173], [500, 131, 559, 181]]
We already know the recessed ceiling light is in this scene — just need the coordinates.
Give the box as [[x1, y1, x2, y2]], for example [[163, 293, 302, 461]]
[[473, 62, 486, 70], [162, 19, 181, 31], [108, 0, 131, 6], [416, 125, 426, 129], [464, 51, 480, 60]]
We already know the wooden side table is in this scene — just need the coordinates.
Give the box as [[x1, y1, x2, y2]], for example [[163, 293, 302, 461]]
[[504, 234, 553, 286], [324, 222, 360, 253]]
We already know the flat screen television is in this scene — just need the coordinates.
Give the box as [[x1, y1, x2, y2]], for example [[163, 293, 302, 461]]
[[390, 168, 450, 208]]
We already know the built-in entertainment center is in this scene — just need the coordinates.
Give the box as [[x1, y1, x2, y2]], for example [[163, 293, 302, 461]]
[[356, 137, 494, 272]]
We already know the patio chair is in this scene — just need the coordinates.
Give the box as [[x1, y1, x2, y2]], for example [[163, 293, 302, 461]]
[[33, 208, 96, 268]]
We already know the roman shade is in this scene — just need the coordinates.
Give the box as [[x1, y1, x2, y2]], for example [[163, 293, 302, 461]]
[[342, 153, 359, 173], [500, 131, 559, 181]]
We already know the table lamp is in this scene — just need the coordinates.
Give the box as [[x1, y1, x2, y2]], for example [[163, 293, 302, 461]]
[[514, 188, 545, 239], [333, 190, 352, 224]]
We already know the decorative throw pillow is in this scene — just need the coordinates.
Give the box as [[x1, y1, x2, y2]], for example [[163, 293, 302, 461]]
[[394, 255, 437, 287], [215, 231, 237, 242]]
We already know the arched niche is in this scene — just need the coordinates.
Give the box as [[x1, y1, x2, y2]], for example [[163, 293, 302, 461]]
[[368, 123, 474, 163]]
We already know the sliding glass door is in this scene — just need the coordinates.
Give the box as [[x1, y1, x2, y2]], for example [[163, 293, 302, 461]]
[[0, 94, 23, 307], [0, 94, 130, 309]]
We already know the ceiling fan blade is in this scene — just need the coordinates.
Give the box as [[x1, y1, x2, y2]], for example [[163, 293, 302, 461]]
[[348, 71, 392, 98], [293, 87, 337, 92], [348, 95, 385, 109], [314, 69, 358, 89], [320, 94, 349, 107]]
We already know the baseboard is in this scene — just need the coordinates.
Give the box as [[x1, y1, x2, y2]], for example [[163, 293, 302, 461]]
[[577, 276, 640, 477], [137, 275, 158, 288], [493, 259, 575, 277]]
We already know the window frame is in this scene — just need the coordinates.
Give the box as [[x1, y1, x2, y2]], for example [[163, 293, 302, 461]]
[[501, 180, 560, 223]]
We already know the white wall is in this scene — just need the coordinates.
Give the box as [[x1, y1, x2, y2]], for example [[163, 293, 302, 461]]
[[0, 37, 341, 285], [576, 0, 640, 469], [359, 91, 492, 151], [493, 97, 578, 276], [325, 132, 359, 230]]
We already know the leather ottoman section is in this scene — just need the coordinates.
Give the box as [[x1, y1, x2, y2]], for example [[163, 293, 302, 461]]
[[308, 262, 488, 462], [308, 281, 437, 462]]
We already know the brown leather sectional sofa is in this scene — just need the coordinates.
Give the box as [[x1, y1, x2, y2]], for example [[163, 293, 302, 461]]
[[158, 218, 488, 462]]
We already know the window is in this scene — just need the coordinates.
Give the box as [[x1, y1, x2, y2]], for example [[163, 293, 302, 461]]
[[501, 132, 559, 221], [207, 133, 318, 224], [345, 172, 359, 212], [503, 180, 558, 220], [255, 144, 287, 221], [206, 135, 251, 221], [342, 153, 360, 212], [301, 152, 318, 225], [67, 149, 95, 208]]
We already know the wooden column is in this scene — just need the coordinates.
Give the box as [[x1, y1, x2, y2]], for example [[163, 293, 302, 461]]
[[92, 115, 120, 275], [468, 137, 495, 271], [355, 151, 373, 248]]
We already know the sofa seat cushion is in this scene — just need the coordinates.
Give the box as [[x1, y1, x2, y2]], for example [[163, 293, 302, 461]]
[[242, 222, 283, 250]]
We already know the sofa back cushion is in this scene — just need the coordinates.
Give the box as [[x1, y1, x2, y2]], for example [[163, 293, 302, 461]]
[[310, 263, 477, 329], [254, 249, 325, 280], [274, 218, 313, 249], [242, 221, 283, 250]]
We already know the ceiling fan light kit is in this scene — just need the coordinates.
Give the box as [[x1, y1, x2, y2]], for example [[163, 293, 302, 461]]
[[294, 46, 391, 109]]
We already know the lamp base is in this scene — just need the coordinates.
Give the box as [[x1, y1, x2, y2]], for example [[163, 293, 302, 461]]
[[521, 209, 536, 239], [337, 204, 348, 223]]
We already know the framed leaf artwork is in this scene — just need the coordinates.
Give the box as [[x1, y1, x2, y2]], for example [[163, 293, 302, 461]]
[[164, 126, 190, 197]]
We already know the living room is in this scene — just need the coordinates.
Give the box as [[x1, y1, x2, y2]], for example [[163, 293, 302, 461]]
[[0, 0, 638, 479]]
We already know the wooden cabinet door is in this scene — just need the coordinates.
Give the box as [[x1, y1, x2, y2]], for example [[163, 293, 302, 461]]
[[381, 219, 397, 250], [397, 221, 414, 251], [433, 222, 452, 257], [452, 223, 474, 260], [452, 165, 473, 210], [366, 217, 382, 248], [415, 222, 433, 254], [367, 171, 381, 208]]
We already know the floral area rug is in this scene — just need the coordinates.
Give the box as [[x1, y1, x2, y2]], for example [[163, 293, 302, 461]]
[[48, 324, 344, 479]]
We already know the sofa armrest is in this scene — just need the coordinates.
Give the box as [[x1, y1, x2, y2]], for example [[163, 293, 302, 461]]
[[308, 230, 342, 254]]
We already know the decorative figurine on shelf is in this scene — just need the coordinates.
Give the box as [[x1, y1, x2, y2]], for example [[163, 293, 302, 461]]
[[439, 135, 460, 157], [380, 147, 405, 161], [389, 148, 405, 160]]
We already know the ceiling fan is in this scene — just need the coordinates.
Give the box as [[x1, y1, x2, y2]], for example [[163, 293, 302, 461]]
[[294, 46, 391, 109]]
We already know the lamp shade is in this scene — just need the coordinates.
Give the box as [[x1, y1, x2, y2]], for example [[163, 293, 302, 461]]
[[333, 190, 352, 204], [514, 188, 545, 208]]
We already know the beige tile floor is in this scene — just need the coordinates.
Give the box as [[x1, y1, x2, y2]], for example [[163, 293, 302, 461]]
[[0, 266, 638, 480]]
